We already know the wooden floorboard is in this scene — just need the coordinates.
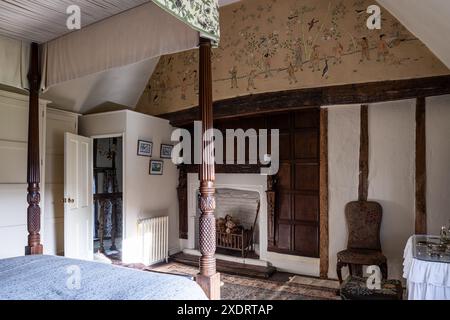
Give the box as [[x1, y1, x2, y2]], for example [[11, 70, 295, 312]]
[[171, 253, 276, 279]]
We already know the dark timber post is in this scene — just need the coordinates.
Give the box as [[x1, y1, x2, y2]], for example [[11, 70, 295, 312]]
[[415, 97, 427, 234], [26, 42, 43, 255], [196, 37, 221, 300]]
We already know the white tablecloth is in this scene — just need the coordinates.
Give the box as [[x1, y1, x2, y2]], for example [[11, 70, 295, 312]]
[[403, 236, 450, 300]]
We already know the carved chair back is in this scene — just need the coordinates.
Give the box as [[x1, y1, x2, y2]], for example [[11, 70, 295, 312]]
[[345, 201, 383, 251]]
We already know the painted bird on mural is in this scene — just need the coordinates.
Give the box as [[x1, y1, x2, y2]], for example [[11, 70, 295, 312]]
[[308, 18, 319, 31]]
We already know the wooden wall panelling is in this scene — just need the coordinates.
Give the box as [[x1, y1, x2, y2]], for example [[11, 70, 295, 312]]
[[415, 97, 427, 234], [272, 109, 320, 258], [178, 108, 322, 259]]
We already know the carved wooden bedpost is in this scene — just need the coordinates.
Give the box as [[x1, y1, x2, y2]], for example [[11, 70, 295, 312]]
[[196, 37, 221, 300], [26, 42, 43, 255]]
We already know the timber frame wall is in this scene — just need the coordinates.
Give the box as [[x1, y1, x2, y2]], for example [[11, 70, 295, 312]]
[[170, 75, 450, 279]]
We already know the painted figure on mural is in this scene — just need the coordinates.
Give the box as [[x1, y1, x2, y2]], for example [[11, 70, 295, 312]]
[[322, 58, 329, 78], [180, 77, 187, 100], [263, 52, 273, 78], [192, 70, 199, 95], [294, 42, 304, 71], [377, 34, 389, 62], [359, 37, 371, 62], [229, 66, 239, 88], [311, 45, 321, 72], [332, 40, 344, 64], [247, 69, 257, 91], [287, 62, 298, 84]]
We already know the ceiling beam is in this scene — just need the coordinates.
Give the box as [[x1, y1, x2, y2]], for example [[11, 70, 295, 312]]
[[159, 75, 450, 127]]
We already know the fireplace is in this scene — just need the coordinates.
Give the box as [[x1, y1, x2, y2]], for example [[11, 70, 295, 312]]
[[212, 188, 260, 257], [185, 173, 268, 263]]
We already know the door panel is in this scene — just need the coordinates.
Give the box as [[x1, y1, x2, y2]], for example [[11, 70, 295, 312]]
[[64, 133, 93, 260]]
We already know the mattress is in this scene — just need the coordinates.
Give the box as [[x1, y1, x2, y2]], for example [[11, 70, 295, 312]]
[[0, 255, 207, 300]]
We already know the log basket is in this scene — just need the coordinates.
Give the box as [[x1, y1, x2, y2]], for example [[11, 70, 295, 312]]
[[216, 200, 260, 258]]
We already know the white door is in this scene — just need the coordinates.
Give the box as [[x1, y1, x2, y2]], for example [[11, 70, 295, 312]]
[[64, 133, 93, 260]]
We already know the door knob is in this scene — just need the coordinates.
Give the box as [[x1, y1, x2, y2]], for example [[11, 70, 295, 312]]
[[64, 198, 75, 204]]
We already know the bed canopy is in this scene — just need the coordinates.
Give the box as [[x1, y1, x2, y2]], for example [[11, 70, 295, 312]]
[[0, 0, 221, 299]]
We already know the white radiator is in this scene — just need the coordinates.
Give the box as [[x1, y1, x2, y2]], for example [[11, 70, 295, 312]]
[[138, 216, 169, 266]]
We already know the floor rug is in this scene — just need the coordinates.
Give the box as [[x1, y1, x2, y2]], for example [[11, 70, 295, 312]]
[[150, 262, 340, 300]]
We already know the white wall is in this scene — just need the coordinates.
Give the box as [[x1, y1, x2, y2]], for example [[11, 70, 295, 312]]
[[368, 100, 416, 280], [327, 105, 361, 279], [122, 111, 179, 262], [327, 101, 416, 281], [43, 108, 78, 255], [0, 90, 47, 258], [426, 95, 450, 235], [79, 110, 179, 263]]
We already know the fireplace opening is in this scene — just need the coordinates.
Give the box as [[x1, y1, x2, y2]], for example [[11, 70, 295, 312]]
[[196, 188, 261, 259]]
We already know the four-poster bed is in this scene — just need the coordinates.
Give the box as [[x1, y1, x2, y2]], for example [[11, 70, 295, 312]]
[[0, 0, 221, 300]]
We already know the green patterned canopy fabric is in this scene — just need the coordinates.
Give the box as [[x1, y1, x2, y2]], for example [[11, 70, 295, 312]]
[[152, 0, 220, 44]]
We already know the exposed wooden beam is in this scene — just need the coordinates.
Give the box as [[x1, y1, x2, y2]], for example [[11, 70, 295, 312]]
[[319, 108, 329, 279], [359, 105, 369, 202], [415, 97, 427, 234], [26, 42, 43, 255], [195, 37, 221, 300], [160, 75, 450, 127]]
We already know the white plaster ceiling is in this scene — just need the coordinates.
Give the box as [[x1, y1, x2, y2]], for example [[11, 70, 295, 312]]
[[377, 0, 450, 69]]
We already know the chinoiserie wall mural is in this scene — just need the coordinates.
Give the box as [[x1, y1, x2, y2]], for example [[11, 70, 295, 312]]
[[136, 0, 450, 116]]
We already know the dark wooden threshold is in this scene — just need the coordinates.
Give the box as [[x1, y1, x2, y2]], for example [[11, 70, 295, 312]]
[[159, 75, 450, 126], [171, 253, 276, 279]]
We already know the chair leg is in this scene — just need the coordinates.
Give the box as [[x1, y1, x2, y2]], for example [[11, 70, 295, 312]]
[[337, 261, 344, 284], [380, 262, 388, 280], [353, 264, 363, 277]]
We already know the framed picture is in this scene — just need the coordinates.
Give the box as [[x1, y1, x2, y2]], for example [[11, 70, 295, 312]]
[[149, 160, 164, 175], [137, 140, 153, 157], [160, 144, 174, 159]]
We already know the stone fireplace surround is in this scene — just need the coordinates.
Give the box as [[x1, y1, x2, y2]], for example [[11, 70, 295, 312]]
[[180, 172, 320, 276], [183, 173, 268, 266]]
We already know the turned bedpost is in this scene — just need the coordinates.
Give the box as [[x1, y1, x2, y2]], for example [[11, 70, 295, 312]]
[[196, 37, 221, 300], [26, 42, 43, 255]]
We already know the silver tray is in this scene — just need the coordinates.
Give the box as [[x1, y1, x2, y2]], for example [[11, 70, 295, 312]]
[[413, 235, 450, 263]]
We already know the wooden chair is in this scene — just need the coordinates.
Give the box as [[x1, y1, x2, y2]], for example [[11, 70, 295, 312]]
[[337, 201, 388, 284]]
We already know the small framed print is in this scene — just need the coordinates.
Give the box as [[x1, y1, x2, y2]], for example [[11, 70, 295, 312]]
[[137, 140, 153, 157], [160, 144, 174, 159], [150, 160, 164, 175]]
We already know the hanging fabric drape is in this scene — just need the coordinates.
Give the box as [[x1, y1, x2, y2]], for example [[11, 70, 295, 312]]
[[42, 1, 199, 89], [151, 0, 220, 44], [0, 34, 30, 89]]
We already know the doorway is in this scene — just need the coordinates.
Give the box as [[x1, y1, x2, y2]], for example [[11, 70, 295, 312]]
[[93, 136, 124, 262]]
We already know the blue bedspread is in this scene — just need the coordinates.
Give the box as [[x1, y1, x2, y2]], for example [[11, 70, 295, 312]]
[[0, 255, 207, 300]]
